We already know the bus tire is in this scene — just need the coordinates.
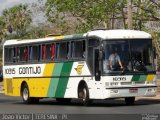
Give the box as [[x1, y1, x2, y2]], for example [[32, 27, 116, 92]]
[[21, 83, 39, 104], [125, 97, 135, 105], [56, 98, 72, 104], [78, 83, 91, 106]]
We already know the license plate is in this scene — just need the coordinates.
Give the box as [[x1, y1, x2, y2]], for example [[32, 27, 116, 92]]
[[129, 88, 138, 93]]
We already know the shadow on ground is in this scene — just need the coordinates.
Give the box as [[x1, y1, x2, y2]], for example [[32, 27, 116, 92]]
[[10, 98, 160, 107]]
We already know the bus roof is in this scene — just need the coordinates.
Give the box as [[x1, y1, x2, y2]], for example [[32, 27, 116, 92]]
[[4, 33, 84, 46], [4, 29, 151, 46], [85, 29, 152, 39]]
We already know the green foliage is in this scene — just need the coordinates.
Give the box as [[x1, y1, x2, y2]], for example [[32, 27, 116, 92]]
[[45, 0, 160, 33], [0, 16, 7, 39], [132, 0, 160, 30], [45, 0, 125, 33], [2, 4, 32, 39], [24, 26, 47, 39]]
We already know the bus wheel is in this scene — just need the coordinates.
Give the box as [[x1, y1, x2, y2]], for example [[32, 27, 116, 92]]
[[125, 97, 135, 105], [78, 84, 91, 106], [21, 83, 39, 104], [56, 98, 72, 104]]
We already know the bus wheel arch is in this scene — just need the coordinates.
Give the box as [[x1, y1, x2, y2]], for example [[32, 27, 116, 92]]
[[21, 81, 28, 97], [78, 80, 92, 106]]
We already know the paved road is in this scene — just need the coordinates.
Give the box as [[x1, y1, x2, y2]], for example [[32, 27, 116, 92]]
[[0, 93, 160, 114], [1, 80, 160, 120], [1, 94, 160, 120]]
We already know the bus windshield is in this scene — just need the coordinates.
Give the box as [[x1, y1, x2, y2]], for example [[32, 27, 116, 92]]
[[102, 39, 155, 74]]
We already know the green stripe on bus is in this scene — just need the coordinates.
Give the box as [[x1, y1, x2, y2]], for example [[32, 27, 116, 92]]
[[55, 62, 73, 97], [139, 75, 147, 82], [47, 63, 63, 97], [131, 75, 140, 82]]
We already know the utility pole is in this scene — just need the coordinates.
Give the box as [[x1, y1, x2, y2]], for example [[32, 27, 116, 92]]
[[127, 0, 133, 29]]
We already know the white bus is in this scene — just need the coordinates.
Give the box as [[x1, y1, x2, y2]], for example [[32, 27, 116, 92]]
[[3, 29, 157, 105]]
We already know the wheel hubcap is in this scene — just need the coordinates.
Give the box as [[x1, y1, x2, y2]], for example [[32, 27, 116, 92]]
[[82, 88, 86, 101], [23, 88, 28, 101]]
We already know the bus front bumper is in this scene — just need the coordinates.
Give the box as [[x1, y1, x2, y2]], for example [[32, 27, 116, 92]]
[[103, 86, 157, 99]]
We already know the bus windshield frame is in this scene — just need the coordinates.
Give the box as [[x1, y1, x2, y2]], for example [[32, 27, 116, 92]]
[[102, 38, 155, 75]]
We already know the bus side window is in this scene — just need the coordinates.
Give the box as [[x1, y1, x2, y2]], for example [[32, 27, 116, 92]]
[[42, 45, 46, 60], [38, 45, 41, 61], [5, 48, 15, 63], [56, 43, 60, 59], [72, 40, 85, 59], [32, 45, 39, 61], [12, 48, 16, 62], [19, 47, 25, 62], [67, 42, 71, 58], [4, 48, 9, 63], [29, 46, 33, 61], [29, 45, 41, 62], [17, 47, 20, 62], [71, 42, 74, 58], [51, 43, 55, 60], [24, 46, 28, 62], [57, 42, 68, 59], [63, 42, 68, 59], [46, 44, 52, 60]]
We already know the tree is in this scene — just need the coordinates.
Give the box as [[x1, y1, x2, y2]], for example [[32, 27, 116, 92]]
[[45, 0, 160, 33], [132, 0, 160, 30], [2, 4, 32, 39], [0, 16, 7, 40], [45, 0, 127, 33]]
